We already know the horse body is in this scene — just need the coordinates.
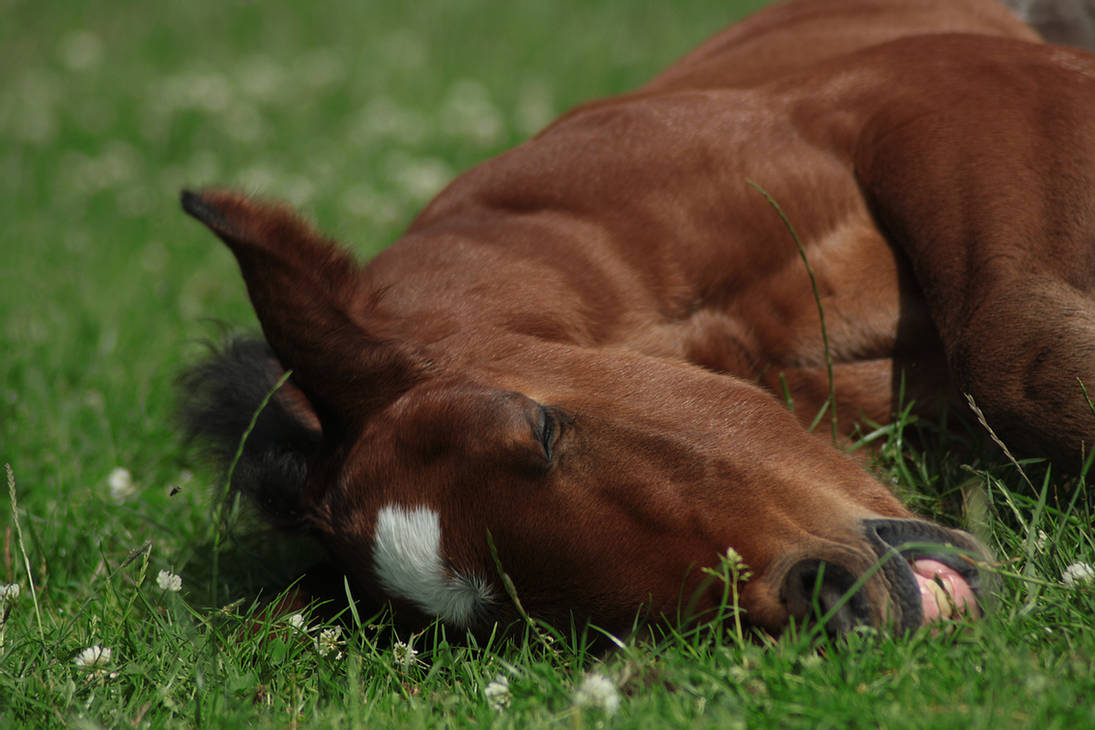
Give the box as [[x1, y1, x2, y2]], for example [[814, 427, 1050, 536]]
[[181, 0, 1095, 635]]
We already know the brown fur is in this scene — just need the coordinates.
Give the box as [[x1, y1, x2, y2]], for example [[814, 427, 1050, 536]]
[[180, 0, 1093, 636]]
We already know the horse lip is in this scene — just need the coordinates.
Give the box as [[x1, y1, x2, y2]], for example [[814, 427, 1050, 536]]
[[863, 518, 996, 631]]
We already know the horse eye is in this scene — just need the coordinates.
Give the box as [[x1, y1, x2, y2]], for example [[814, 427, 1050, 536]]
[[537, 406, 561, 462]]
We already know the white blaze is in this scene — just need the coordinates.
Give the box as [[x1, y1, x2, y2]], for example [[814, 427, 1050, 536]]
[[372, 504, 494, 627]]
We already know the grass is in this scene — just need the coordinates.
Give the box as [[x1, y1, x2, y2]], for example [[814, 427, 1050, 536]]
[[2, 0, 1094, 727]]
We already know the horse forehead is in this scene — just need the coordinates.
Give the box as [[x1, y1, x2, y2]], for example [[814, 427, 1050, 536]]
[[371, 504, 494, 626]]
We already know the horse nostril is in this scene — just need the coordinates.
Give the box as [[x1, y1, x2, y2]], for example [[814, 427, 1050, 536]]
[[780, 559, 874, 636]]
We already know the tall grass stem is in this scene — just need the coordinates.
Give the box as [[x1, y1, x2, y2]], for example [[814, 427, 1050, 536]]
[[747, 180, 838, 445], [6, 464, 45, 644]]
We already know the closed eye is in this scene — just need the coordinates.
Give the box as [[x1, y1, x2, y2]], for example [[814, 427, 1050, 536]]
[[539, 408, 556, 461], [537, 406, 567, 463]]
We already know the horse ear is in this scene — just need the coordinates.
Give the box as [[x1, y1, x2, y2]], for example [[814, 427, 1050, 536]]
[[181, 189, 423, 435]]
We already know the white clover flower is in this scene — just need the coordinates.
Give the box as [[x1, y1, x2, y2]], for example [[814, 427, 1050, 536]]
[[0, 583, 19, 623], [156, 570, 182, 592], [288, 613, 308, 631], [107, 467, 135, 501], [484, 674, 511, 711], [316, 626, 344, 659], [392, 640, 418, 669], [74, 645, 112, 668], [155, 568, 181, 591], [574, 672, 621, 716], [1062, 561, 1095, 587]]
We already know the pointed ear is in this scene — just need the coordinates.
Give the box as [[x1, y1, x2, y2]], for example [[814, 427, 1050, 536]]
[[181, 189, 423, 434]]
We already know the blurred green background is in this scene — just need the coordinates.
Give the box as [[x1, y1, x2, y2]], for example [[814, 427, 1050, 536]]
[[0, 0, 769, 515]]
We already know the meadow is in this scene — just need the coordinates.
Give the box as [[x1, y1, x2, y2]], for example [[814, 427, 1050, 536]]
[[2, 0, 1094, 727]]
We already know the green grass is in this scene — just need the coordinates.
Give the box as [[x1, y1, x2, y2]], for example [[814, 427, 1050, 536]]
[[2, 0, 1094, 727]]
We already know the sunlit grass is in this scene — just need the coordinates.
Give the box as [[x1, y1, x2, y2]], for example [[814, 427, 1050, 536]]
[[3, 0, 1095, 727]]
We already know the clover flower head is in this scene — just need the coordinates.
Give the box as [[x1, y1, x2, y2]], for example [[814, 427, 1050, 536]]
[[392, 640, 418, 669], [316, 626, 344, 659], [574, 672, 621, 715], [1062, 561, 1095, 587], [74, 645, 112, 668], [484, 674, 511, 711], [108, 467, 135, 501], [0, 583, 20, 604], [156, 569, 182, 592]]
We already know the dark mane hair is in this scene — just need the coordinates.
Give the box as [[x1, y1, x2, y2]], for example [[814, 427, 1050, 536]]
[[177, 334, 321, 529]]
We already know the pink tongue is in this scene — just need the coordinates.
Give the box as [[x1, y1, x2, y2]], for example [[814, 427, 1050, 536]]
[[913, 559, 980, 623]]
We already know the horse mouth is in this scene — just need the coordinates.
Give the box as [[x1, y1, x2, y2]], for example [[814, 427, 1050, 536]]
[[911, 558, 980, 622], [864, 518, 993, 631], [779, 518, 993, 635]]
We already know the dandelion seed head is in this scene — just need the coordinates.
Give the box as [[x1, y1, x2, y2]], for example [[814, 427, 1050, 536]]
[[1062, 561, 1095, 587], [574, 672, 620, 715], [156, 570, 182, 592]]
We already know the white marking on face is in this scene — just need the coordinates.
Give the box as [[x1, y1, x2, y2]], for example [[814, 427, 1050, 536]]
[[372, 504, 494, 627]]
